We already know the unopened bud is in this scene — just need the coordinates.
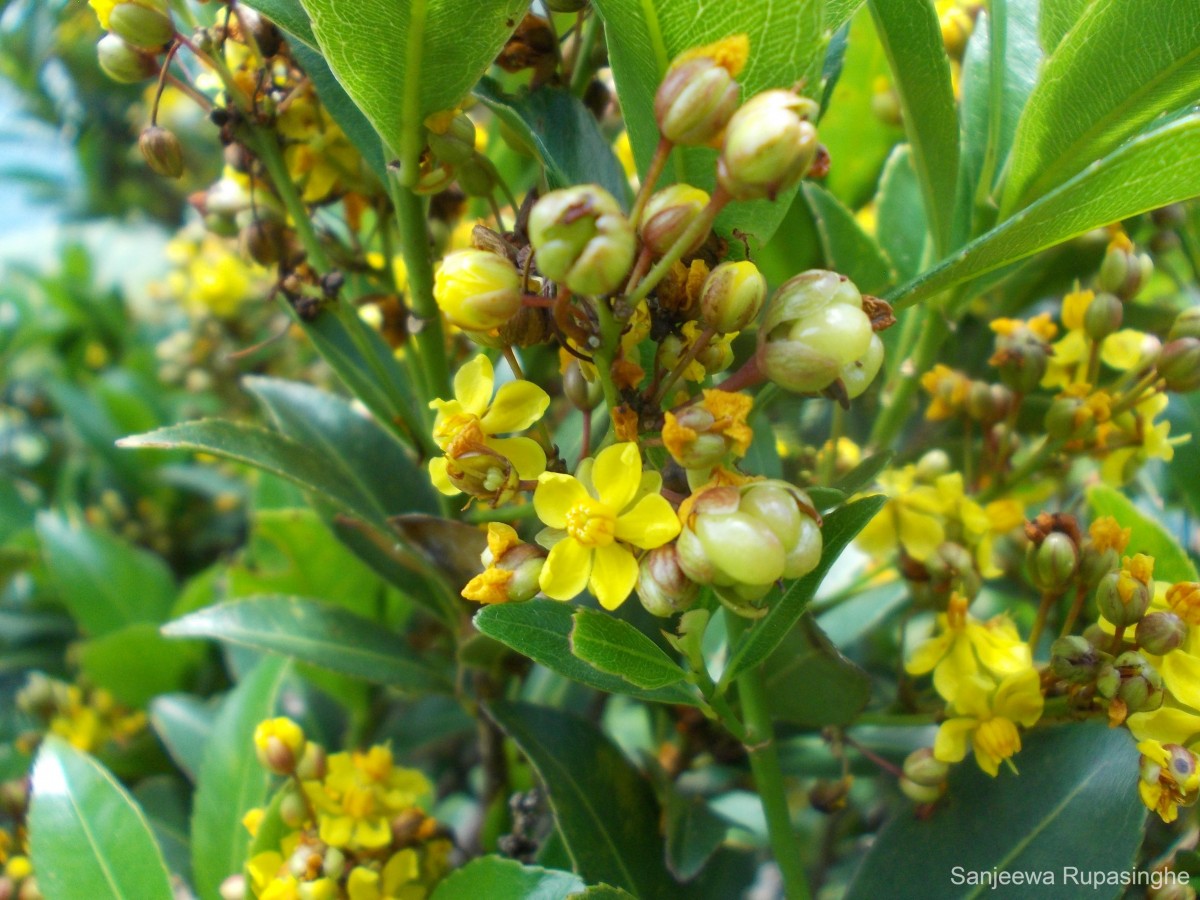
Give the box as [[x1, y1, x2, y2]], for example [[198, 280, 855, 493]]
[[903, 748, 949, 787], [1083, 292, 1123, 341], [322, 847, 346, 881], [138, 126, 183, 179], [1027, 531, 1079, 593], [240, 218, 288, 266], [108, 1, 174, 50], [456, 153, 500, 199], [563, 360, 602, 410], [991, 330, 1049, 394], [1050, 635, 1103, 684], [1097, 569, 1151, 627], [639, 184, 710, 257], [427, 112, 477, 165], [1097, 238, 1153, 300], [433, 249, 522, 331], [97, 34, 158, 83], [1044, 394, 1089, 440], [1169, 307, 1200, 341], [654, 38, 746, 146], [915, 449, 952, 482], [809, 776, 853, 813], [719, 90, 819, 201], [253, 717, 306, 776], [1137, 612, 1188, 656], [699, 260, 766, 333], [529, 185, 635, 296], [1097, 650, 1164, 713], [279, 788, 308, 829], [1158, 338, 1200, 392], [295, 741, 327, 781], [924, 541, 982, 601], [899, 776, 945, 804], [637, 545, 700, 617]]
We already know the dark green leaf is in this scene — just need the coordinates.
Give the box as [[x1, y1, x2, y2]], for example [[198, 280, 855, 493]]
[[875, 145, 926, 282], [36, 512, 175, 636], [430, 856, 586, 899], [803, 183, 895, 294], [134, 777, 193, 885], [191, 659, 289, 900], [1167, 393, 1200, 517], [722, 494, 887, 686], [664, 791, 728, 882], [474, 78, 630, 205], [29, 736, 174, 900], [868, 0, 959, 255], [569, 609, 687, 691], [568, 888, 639, 899], [762, 615, 870, 725], [832, 450, 894, 495], [488, 701, 677, 900], [1087, 485, 1198, 583], [474, 601, 702, 707], [79, 623, 203, 707], [1002, 0, 1200, 213], [844, 723, 1144, 899], [150, 694, 217, 783], [164, 596, 452, 692]]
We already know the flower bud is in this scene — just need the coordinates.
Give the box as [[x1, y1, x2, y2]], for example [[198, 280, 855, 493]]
[[1097, 236, 1153, 300], [1097, 651, 1164, 713], [719, 90, 820, 201], [138, 126, 183, 179], [758, 270, 881, 396], [563, 360, 602, 410], [1097, 555, 1154, 627], [990, 328, 1049, 394], [900, 776, 945, 804], [1137, 611, 1188, 656], [698, 261, 766, 333], [924, 541, 982, 601], [654, 37, 746, 146], [903, 748, 950, 788], [1168, 306, 1200, 341], [1044, 394, 1088, 440], [240, 218, 289, 266], [965, 381, 1011, 423], [96, 34, 158, 83], [426, 111, 477, 165], [108, 1, 174, 51], [1027, 531, 1079, 593], [295, 741, 327, 781], [322, 847, 346, 881], [433, 249, 522, 331], [1083, 292, 1123, 341], [279, 787, 308, 829], [253, 717, 306, 776], [663, 407, 728, 470], [639, 184, 710, 257], [1050, 635, 1104, 684], [1158, 338, 1200, 392], [637, 545, 700, 617], [456, 153, 501, 199], [809, 776, 853, 813], [529, 185, 635, 296], [442, 449, 523, 506]]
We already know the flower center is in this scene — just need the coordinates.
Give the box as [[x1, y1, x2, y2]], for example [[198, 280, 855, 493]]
[[565, 498, 617, 548], [974, 717, 1020, 764]]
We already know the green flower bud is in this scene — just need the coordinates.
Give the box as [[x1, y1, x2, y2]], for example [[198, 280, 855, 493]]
[[1083, 292, 1123, 341], [639, 184, 710, 257], [1158, 338, 1200, 392], [637, 545, 700, 617], [924, 541, 982, 601], [809, 777, 853, 813], [1097, 567, 1152, 627], [1044, 394, 1089, 441], [108, 1, 174, 51], [1169, 306, 1200, 341], [138, 125, 183, 179], [903, 748, 950, 787], [915, 449, 952, 482], [529, 185, 635, 296], [899, 776, 945, 804], [279, 788, 308, 829], [96, 34, 158, 83], [433, 249, 523, 331], [1050, 635, 1104, 684], [758, 270, 881, 396], [427, 112, 477, 165], [563, 360, 602, 410], [295, 742, 327, 781], [240, 219, 289, 266], [655, 56, 741, 147], [1097, 650, 1164, 713], [699, 260, 766, 333], [457, 153, 501, 199], [965, 381, 1012, 423], [840, 334, 885, 399], [322, 848, 346, 881], [1136, 611, 1188, 656], [719, 90, 820, 201], [1097, 238, 1153, 300], [1027, 531, 1079, 593], [991, 329, 1049, 394]]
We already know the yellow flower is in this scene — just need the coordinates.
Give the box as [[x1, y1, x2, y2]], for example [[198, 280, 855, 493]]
[[305, 747, 432, 851], [4, 855, 31, 882], [534, 443, 680, 610], [1100, 392, 1175, 484], [460, 523, 545, 605], [1137, 740, 1200, 823], [920, 364, 970, 420], [254, 717, 307, 774], [906, 593, 1031, 703], [1168, 582, 1200, 626], [433, 249, 522, 331], [933, 669, 1044, 776], [428, 355, 549, 497], [856, 466, 946, 563]]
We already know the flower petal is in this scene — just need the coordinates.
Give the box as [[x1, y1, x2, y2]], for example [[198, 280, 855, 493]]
[[993, 668, 1044, 726], [539, 537, 592, 601], [454, 354, 494, 415], [1127, 706, 1200, 745], [589, 543, 639, 610], [933, 717, 976, 764], [593, 442, 642, 510], [1162, 651, 1200, 711], [428, 458, 460, 496], [481, 380, 550, 434], [905, 632, 949, 676], [486, 436, 546, 479], [534, 473, 589, 529], [615, 494, 681, 549]]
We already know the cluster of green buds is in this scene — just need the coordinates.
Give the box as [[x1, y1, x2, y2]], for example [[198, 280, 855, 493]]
[[899, 748, 950, 804], [529, 185, 636, 296], [1097, 232, 1154, 301], [420, 110, 505, 201], [93, 0, 173, 82]]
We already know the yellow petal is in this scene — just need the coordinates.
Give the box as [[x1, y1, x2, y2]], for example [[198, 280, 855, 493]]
[[454, 354, 495, 415], [534, 473, 590, 529], [933, 717, 976, 764], [539, 537, 592, 600], [1101, 329, 1148, 371], [486, 436, 547, 479], [592, 442, 643, 511], [428, 458, 460, 496], [905, 632, 950, 676], [897, 508, 945, 561], [1162, 652, 1200, 711], [933, 636, 978, 704], [1127, 706, 1200, 745], [993, 668, 1044, 726], [319, 814, 354, 848], [614, 494, 681, 549], [589, 543, 639, 610], [481, 380, 550, 434], [347, 867, 382, 900]]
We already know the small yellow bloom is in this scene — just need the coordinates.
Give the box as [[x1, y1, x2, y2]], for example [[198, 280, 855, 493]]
[[4, 855, 31, 882], [433, 249, 522, 331], [920, 364, 970, 421], [1168, 582, 1200, 626], [933, 669, 1044, 776], [254, 717, 307, 774], [534, 443, 681, 610]]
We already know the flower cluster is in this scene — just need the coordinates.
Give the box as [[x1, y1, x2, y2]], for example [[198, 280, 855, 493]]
[[14, 672, 147, 755]]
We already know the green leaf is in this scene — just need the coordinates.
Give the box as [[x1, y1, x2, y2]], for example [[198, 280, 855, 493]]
[[568, 888, 639, 899], [664, 791, 728, 882], [430, 856, 586, 900], [875, 145, 926, 282], [134, 777, 193, 886], [191, 658, 290, 900], [844, 722, 1144, 899], [79, 623, 202, 708], [488, 701, 677, 900], [569, 609, 687, 691], [474, 601, 702, 707], [1167, 393, 1200, 518], [149, 694, 216, 782], [722, 494, 887, 686], [1002, 0, 1200, 213], [29, 736, 174, 900], [242, 0, 316, 48], [474, 78, 630, 205], [1038, 0, 1091, 52], [36, 512, 176, 636], [803, 183, 895, 294], [827, 0, 866, 32], [593, 0, 825, 243], [868, 0, 959, 255], [832, 450, 894, 495], [761, 615, 870, 725], [296, 0, 526, 181], [1087, 485, 1198, 583], [892, 113, 1200, 310], [164, 596, 452, 693]]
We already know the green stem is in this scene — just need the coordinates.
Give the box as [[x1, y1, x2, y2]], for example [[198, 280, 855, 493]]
[[592, 298, 625, 440], [569, 10, 603, 96], [724, 611, 811, 900], [628, 138, 673, 229], [868, 307, 949, 450]]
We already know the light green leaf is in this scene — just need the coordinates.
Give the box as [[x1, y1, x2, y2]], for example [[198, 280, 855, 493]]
[[868, 0, 959, 255], [593, 0, 825, 243], [36, 512, 175, 637], [1038, 0, 1091, 52], [297, 0, 526, 182], [569, 609, 686, 690], [488, 701, 677, 900], [891, 113, 1200, 310], [1087, 485, 1198, 583], [803, 182, 895, 294], [475, 601, 702, 707], [875, 145, 926, 282], [845, 723, 1144, 899], [29, 736, 174, 900], [191, 659, 290, 900], [827, 0, 867, 32], [721, 495, 887, 686], [149, 694, 217, 783], [761, 615, 870, 725], [568, 888, 639, 899], [164, 596, 452, 692], [430, 856, 586, 900], [79, 623, 203, 708], [1002, 0, 1200, 213]]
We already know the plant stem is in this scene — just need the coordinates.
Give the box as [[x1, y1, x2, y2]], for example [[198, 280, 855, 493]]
[[868, 306, 948, 450], [568, 10, 602, 96], [628, 138, 673, 229], [592, 298, 625, 439], [724, 611, 811, 900]]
